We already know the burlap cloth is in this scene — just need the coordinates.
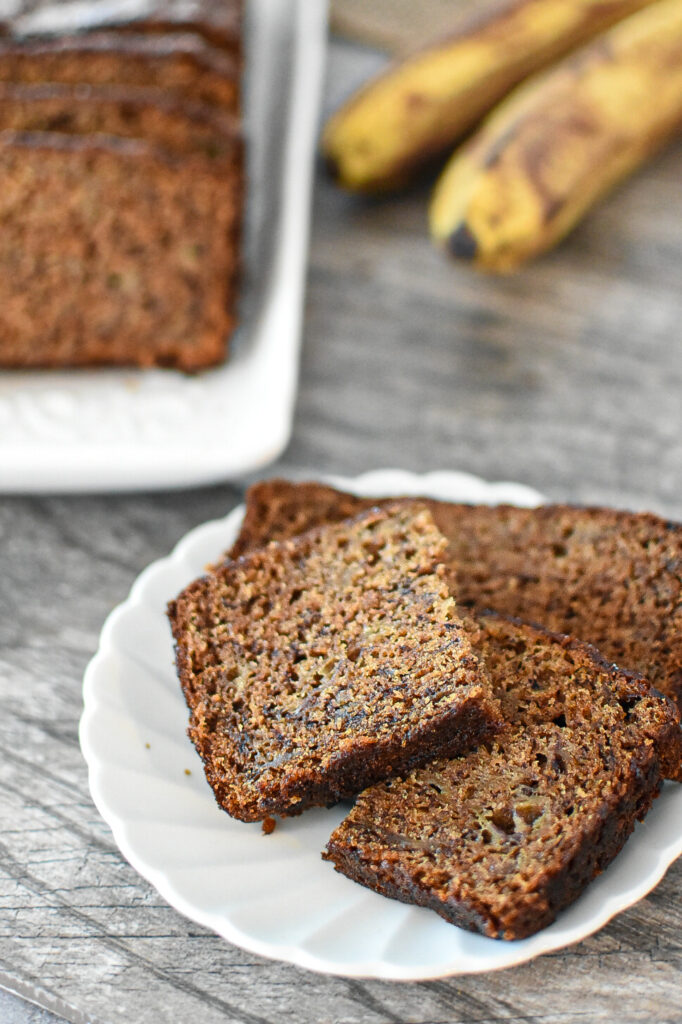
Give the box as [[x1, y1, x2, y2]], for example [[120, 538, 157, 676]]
[[329, 0, 476, 54]]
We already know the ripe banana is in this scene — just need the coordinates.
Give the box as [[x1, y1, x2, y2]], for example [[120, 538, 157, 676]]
[[322, 0, 658, 193], [429, 0, 682, 271]]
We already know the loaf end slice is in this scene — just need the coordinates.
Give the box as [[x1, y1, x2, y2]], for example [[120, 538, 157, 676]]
[[168, 504, 501, 822], [325, 613, 682, 940]]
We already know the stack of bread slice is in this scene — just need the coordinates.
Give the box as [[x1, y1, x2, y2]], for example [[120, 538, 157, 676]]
[[232, 480, 682, 709], [168, 479, 682, 940], [0, 0, 243, 370]]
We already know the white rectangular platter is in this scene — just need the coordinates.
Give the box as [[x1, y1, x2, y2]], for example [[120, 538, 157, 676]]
[[0, 0, 328, 493]]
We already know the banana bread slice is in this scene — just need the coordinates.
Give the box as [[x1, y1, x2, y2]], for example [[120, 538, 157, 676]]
[[4, 0, 242, 53], [324, 612, 682, 940], [0, 32, 239, 111], [167, 505, 501, 822], [229, 480, 682, 709], [0, 82, 241, 157], [0, 131, 240, 370]]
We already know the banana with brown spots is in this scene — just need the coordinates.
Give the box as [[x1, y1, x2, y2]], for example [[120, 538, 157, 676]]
[[322, 0, 658, 193], [429, 0, 682, 270]]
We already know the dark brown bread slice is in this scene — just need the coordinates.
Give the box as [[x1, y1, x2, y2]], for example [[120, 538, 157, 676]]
[[0, 131, 240, 370], [324, 612, 682, 941], [167, 504, 501, 822], [229, 480, 682, 709], [0, 82, 241, 158], [431, 501, 682, 708], [0, 32, 239, 111], [3, 0, 242, 53]]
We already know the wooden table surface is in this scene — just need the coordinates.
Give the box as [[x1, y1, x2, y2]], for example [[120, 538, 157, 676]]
[[2, 38, 682, 1024]]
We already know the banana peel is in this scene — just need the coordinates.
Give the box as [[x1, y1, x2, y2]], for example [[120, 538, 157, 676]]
[[322, 0, 658, 193], [429, 0, 682, 271]]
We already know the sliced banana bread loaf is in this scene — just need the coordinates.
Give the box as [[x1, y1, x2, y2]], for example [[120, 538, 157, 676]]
[[230, 480, 682, 708], [4, 0, 242, 53], [0, 33, 239, 111], [324, 612, 682, 940], [0, 82, 241, 157], [168, 505, 501, 822], [0, 131, 240, 369]]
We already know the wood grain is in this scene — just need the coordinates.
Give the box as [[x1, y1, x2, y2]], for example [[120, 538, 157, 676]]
[[330, 0, 477, 54], [2, 38, 682, 1024]]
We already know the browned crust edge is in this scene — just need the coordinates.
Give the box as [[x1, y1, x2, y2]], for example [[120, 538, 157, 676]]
[[232, 479, 682, 560], [323, 753, 663, 940]]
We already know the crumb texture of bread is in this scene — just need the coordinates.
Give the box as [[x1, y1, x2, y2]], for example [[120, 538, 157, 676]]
[[0, 132, 240, 370], [325, 613, 682, 940], [168, 504, 500, 822], [231, 481, 682, 708]]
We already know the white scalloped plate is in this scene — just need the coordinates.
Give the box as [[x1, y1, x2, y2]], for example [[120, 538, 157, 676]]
[[80, 469, 682, 979], [0, 0, 328, 493]]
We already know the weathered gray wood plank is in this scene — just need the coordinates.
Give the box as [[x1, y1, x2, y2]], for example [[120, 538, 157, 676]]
[[2, 37, 682, 1024]]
